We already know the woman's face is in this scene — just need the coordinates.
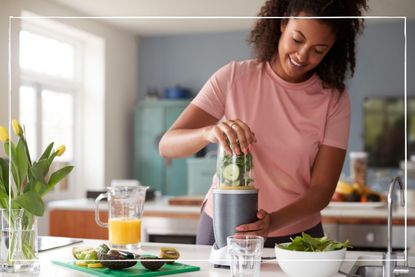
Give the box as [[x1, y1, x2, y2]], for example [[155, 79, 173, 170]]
[[274, 13, 336, 83]]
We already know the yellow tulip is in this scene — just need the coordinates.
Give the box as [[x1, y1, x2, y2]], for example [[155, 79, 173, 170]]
[[0, 126, 9, 143], [57, 145, 66, 156], [12, 119, 22, 136]]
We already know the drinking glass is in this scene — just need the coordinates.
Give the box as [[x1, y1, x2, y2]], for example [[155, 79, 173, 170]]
[[227, 235, 264, 277]]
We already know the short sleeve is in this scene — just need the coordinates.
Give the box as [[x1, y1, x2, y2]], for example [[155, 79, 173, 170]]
[[191, 62, 235, 119], [321, 90, 351, 150]]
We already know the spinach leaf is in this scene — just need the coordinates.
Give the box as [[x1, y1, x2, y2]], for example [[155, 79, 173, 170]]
[[277, 233, 350, 252]]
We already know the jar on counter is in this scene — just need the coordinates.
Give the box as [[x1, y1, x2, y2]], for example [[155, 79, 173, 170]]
[[349, 151, 368, 186]]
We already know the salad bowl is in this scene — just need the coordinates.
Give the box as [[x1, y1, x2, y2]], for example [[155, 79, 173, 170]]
[[275, 234, 347, 277]]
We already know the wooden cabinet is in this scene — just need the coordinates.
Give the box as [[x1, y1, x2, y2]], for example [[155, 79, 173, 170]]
[[134, 100, 191, 196], [49, 210, 108, 239], [49, 208, 200, 241]]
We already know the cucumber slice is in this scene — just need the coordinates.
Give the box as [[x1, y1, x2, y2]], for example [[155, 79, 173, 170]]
[[223, 164, 240, 182]]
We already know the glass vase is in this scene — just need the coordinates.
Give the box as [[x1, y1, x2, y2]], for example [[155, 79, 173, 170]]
[[0, 208, 39, 273]]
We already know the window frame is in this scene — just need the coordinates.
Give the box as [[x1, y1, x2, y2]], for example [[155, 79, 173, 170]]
[[19, 22, 83, 199]]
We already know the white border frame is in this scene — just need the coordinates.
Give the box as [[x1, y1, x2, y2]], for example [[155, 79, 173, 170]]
[[8, 15, 407, 264]]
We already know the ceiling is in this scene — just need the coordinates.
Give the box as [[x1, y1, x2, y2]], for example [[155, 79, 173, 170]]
[[49, 0, 415, 36]]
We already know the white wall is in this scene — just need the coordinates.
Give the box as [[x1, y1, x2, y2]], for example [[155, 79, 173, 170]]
[[0, 0, 138, 191]]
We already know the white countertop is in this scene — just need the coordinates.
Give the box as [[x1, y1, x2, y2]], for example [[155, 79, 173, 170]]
[[47, 198, 415, 219], [48, 198, 201, 214], [4, 238, 413, 277]]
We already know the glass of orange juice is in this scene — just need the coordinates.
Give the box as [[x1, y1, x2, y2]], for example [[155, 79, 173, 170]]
[[95, 180, 148, 250]]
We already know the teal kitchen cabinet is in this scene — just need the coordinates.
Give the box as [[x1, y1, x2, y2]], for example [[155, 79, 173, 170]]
[[134, 100, 190, 196]]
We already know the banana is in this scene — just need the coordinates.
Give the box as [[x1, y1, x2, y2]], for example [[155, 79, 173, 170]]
[[335, 181, 354, 195]]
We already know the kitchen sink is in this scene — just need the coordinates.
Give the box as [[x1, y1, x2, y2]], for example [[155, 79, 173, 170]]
[[350, 265, 415, 277], [351, 265, 382, 277], [346, 177, 415, 277], [347, 255, 415, 277], [349, 265, 415, 277]]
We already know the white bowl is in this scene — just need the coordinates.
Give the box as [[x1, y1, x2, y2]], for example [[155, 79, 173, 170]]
[[275, 243, 346, 277]]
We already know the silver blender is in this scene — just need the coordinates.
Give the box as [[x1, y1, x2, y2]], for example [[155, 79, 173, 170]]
[[209, 143, 258, 267]]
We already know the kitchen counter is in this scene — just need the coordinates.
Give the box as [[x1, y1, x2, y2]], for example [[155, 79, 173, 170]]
[[47, 197, 415, 222], [48, 198, 201, 216], [46, 198, 415, 249], [3, 238, 413, 277]]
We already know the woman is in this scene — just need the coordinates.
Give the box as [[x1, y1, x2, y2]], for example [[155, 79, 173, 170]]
[[159, 0, 368, 247]]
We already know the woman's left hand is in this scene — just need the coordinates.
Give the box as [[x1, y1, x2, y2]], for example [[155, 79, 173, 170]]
[[235, 209, 271, 237]]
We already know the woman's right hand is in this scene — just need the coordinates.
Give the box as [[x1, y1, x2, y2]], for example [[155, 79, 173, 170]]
[[203, 119, 257, 156]]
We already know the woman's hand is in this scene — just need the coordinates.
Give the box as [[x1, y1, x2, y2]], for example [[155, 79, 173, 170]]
[[235, 209, 271, 238], [204, 119, 256, 155]]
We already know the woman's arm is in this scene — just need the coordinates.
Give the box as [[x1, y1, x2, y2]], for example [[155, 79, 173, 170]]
[[236, 144, 346, 237], [160, 104, 257, 158], [159, 104, 219, 158], [268, 144, 346, 231]]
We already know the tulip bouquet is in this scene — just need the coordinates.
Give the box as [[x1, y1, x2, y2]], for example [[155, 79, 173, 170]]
[[0, 119, 73, 270]]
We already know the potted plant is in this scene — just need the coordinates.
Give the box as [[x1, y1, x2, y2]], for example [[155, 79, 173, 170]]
[[0, 119, 74, 272]]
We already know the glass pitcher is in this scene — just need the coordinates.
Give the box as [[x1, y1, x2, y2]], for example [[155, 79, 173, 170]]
[[95, 180, 148, 250]]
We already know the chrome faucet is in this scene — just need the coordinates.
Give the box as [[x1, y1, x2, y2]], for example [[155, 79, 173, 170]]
[[383, 176, 409, 277]]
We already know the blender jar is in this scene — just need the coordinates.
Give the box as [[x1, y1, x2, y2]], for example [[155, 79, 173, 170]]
[[217, 143, 254, 189]]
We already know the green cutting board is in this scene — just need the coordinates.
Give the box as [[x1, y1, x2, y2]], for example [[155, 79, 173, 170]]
[[52, 260, 200, 277]]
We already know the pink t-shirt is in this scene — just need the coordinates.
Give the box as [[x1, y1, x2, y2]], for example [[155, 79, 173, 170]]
[[192, 59, 350, 237]]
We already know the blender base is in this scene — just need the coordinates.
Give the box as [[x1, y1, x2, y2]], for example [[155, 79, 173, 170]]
[[209, 243, 230, 268]]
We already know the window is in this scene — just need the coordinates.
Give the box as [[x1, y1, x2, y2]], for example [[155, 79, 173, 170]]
[[18, 13, 105, 199], [19, 30, 75, 79], [364, 97, 413, 167], [19, 26, 80, 195], [19, 85, 74, 162]]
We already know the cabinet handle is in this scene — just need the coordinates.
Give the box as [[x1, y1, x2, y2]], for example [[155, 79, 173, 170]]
[[366, 232, 375, 243]]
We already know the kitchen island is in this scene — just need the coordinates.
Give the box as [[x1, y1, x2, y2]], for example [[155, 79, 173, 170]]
[[46, 197, 415, 250], [2, 238, 412, 277]]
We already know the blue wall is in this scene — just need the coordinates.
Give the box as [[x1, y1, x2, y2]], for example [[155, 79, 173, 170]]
[[138, 31, 251, 99], [348, 20, 410, 150], [138, 20, 414, 175], [346, 20, 413, 175]]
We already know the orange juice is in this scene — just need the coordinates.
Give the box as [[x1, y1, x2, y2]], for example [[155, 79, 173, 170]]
[[109, 218, 141, 245]]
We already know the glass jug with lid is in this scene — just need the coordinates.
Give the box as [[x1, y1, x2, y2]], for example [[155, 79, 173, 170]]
[[95, 180, 148, 250]]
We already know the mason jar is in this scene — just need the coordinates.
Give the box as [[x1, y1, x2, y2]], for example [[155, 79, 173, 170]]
[[349, 151, 368, 186]]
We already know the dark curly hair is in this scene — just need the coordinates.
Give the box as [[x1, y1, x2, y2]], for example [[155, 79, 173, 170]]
[[249, 0, 368, 92]]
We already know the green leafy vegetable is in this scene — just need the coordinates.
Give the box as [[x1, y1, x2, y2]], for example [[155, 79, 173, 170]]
[[277, 233, 350, 252]]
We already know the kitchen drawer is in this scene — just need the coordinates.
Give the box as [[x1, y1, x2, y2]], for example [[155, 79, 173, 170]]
[[322, 223, 338, 241], [49, 209, 108, 239], [141, 217, 199, 244], [408, 226, 415, 247], [338, 224, 406, 249]]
